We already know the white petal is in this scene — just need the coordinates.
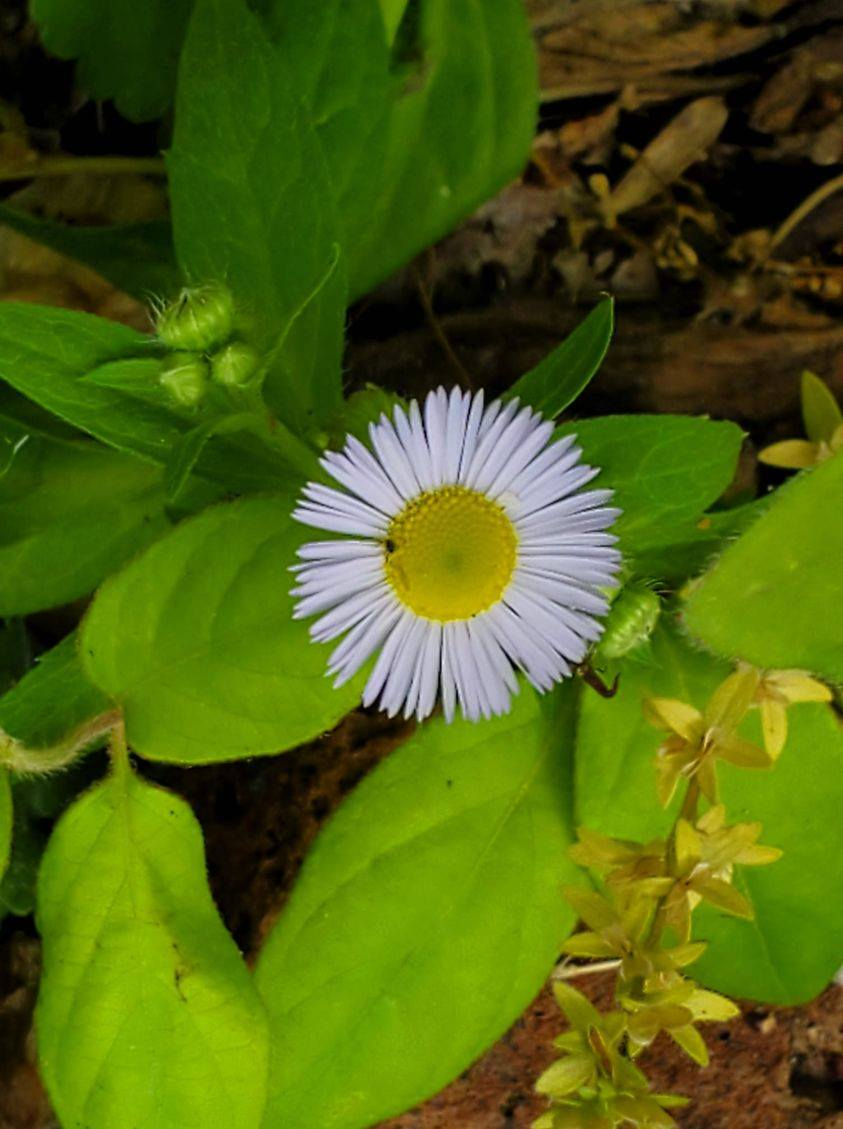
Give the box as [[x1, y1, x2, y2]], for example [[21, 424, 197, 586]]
[[362, 611, 417, 707]]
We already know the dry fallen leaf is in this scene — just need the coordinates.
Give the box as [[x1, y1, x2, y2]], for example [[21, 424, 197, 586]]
[[608, 96, 729, 216]]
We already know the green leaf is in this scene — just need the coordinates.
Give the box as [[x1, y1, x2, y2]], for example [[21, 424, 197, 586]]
[[684, 454, 843, 682], [0, 303, 303, 493], [262, 0, 537, 300], [168, 0, 345, 432], [0, 205, 178, 299], [36, 766, 269, 1128], [31, 0, 194, 121], [0, 434, 168, 615], [379, 0, 408, 45], [692, 702, 843, 1004], [575, 619, 843, 1004], [0, 634, 112, 751], [255, 684, 580, 1129], [347, 0, 538, 299], [0, 769, 10, 882], [81, 496, 363, 763], [556, 415, 744, 571], [509, 299, 614, 418]]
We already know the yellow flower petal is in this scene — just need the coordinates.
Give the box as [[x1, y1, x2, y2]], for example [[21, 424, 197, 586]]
[[715, 733, 772, 769], [705, 667, 760, 731], [758, 439, 819, 469], [801, 370, 843, 444], [760, 697, 788, 761], [768, 671, 832, 704], [644, 697, 704, 740]]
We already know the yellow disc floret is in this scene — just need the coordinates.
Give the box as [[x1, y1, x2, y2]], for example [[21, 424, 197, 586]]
[[383, 485, 517, 621]]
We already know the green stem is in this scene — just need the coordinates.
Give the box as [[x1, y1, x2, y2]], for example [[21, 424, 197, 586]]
[[109, 716, 131, 780], [0, 156, 166, 182], [0, 709, 121, 774]]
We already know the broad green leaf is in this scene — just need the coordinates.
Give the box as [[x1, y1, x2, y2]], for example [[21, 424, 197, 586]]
[[509, 298, 614, 418], [693, 703, 843, 1004], [632, 498, 770, 585], [31, 0, 194, 121], [684, 454, 843, 682], [81, 496, 363, 763], [0, 303, 304, 493], [556, 416, 744, 569], [0, 205, 178, 299], [574, 619, 843, 1004], [342, 0, 538, 299], [168, 0, 345, 432], [255, 685, 580, 1129], [0, 384, 82, 442], [0, 435, 168, 615], [261, 0, 536, 300], [0, 769, 10, 882], [0, 634, 112, 752], [37, 767, 269, 1128]]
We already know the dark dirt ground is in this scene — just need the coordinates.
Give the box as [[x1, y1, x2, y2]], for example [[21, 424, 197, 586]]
[[1, 0, 842, 1126]]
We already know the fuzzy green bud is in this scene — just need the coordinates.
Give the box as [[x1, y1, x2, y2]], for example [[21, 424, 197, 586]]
[[159, 352, 209, 408], [157, 283, 235, 352], [210, 341, 261, 388], [596, 584, 661, 661]]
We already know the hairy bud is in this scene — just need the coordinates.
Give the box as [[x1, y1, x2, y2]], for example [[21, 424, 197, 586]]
[[159, 352, 209, 408], [210, 341, 261, 388], [157, 283, 235, 352]]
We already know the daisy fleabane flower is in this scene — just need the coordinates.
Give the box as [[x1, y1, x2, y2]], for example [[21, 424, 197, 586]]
[[291, 386, 622, 723]]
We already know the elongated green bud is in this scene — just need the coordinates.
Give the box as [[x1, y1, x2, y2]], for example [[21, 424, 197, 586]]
[[159, 352, 209, 408], [211, 341, 261, 388], [595, 584, 661, 661], [157, 283, 235, 352]]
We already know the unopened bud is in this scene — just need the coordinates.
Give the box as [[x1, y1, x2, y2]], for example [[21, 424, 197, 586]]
[[159, 352, 209, 408], [595, 584, 660, 661], [210, 341, 261, 388], [157, 283, 235, 352]]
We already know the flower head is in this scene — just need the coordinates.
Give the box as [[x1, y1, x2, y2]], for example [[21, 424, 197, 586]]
[[291, 387, 621, 722]]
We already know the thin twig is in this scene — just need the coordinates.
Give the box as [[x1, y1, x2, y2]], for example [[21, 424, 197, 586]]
[[769, 171, 843, 252], [411, 253, 475, 390]]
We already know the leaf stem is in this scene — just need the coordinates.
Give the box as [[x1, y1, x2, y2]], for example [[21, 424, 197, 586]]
[[0, 156, 167, 183]]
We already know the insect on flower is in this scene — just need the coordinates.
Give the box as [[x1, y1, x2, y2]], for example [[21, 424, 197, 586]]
[[291, 387, 622, 722]]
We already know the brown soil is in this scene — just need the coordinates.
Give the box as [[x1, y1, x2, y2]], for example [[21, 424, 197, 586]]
[[1, 0, 843, 1127]]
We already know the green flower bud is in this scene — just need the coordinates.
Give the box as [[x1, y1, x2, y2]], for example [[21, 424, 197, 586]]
[[159, 352, 209, 408], [157, 283, 235, 352], [596, 584, 661, 661], [210, 341, 261, 388]]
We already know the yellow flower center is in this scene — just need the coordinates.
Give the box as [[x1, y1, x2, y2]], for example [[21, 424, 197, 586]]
[[383, 485, 517, 621]]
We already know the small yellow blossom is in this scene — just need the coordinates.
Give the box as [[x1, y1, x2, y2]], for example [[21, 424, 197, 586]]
[[644, 668, 771, 807], [749, 666, 832, 760], [759, 371, 843, 469]]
